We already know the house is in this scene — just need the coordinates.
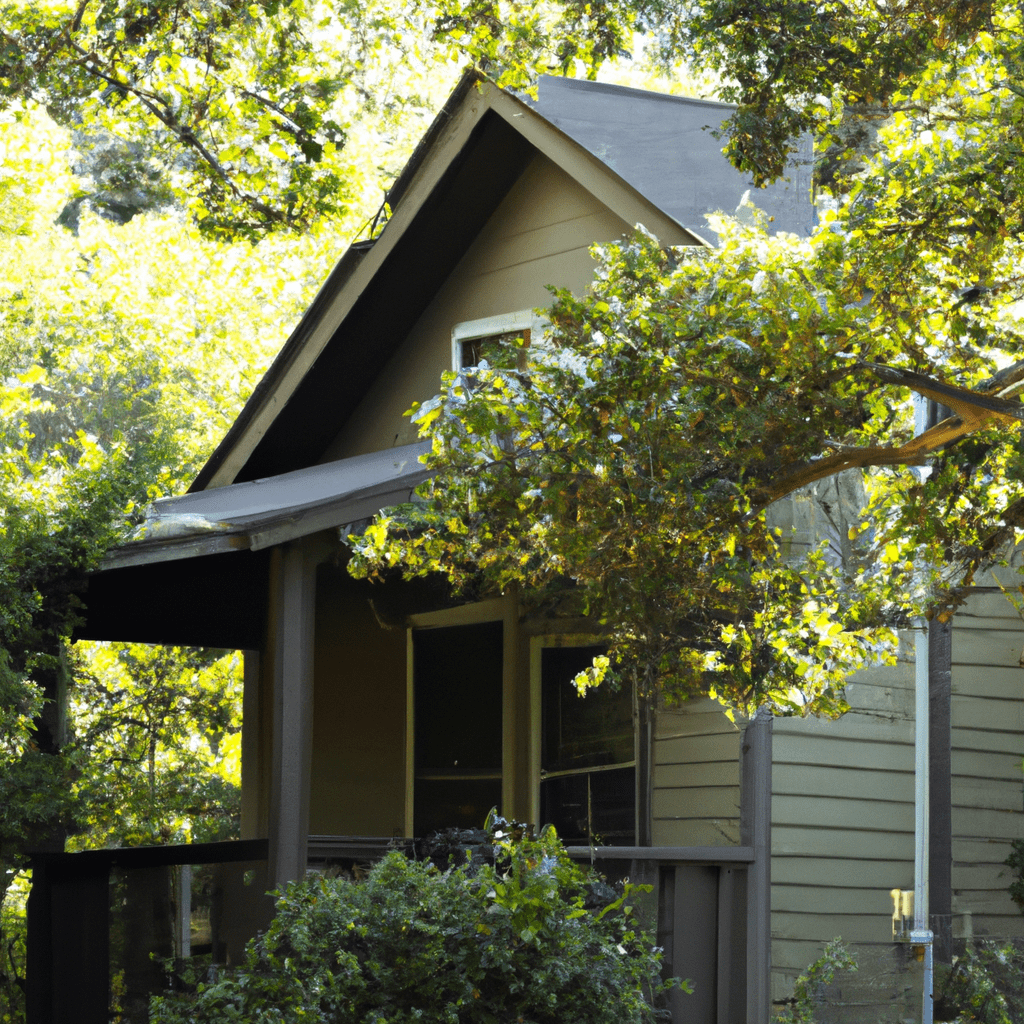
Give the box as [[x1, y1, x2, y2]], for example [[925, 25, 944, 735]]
[[26, 70, 1023, 1024]]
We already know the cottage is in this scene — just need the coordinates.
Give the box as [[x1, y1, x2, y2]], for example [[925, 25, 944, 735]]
[[28, 70, 1024, 1024]]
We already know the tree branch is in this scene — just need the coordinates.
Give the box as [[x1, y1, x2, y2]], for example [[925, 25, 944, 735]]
[[63, 38, 287, 225], [762, 360, 1024, 505]]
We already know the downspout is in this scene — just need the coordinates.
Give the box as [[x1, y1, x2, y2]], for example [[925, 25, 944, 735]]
[[912, 393, 933, 1024], [914, 622, 933, 1024]]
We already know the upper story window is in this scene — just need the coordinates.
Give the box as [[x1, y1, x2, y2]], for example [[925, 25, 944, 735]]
[[451, 311, 544, 373]]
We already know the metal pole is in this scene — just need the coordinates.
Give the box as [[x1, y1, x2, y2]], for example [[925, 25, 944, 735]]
[[914, 620, 933, 1024]]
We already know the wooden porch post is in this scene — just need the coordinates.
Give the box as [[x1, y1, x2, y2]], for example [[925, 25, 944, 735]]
[[26, 857, 110, 1024], [267, 542, 316, 887], [741, 708, 772, 1024]]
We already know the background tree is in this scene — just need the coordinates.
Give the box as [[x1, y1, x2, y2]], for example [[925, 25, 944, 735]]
[[0, 0, 638, 238], [69, 644, 243, 850], [0, 96, 356, 1015]]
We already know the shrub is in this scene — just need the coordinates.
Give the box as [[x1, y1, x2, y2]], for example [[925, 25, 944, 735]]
[[1006, 839, 1024, 916], [150, 822, 681, 1023], [773, 938, 858, 1024], [935, 940, 1024, 1024]]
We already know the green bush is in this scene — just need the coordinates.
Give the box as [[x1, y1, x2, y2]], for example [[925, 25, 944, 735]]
[[935, 941, 1024, 1024], [773, 938, 858, 1024], [150, 823, 682, 1024], [1006, 839, 1024, 916]]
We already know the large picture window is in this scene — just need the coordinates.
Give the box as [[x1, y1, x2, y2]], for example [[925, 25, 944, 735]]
[[539, 644, 635, 846]]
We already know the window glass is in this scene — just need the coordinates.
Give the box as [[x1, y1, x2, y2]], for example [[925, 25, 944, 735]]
[[413, 621, 503, 834], [542, 646, 633, 773], [541, 766, 635, 846], [460, 328, 529, 372], [540, 644, 635, 845]]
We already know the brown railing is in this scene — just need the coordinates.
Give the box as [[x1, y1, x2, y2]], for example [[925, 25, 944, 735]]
[[565, 845, 757, 1024], [29, 834, 766, 1024], [27, 839, 269, 1024]]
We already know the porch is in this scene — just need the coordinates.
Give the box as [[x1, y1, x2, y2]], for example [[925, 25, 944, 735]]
[[28, 706, 770, 1024], [27, 842, 764, 1024]]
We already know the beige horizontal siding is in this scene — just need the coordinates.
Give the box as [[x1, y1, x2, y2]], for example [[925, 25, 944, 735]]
[[647, 592, 1024, 1013], [773, 857, 913, 889], [652, 818, 741, 846], [651, 787, 739, 819], [950, 663, 1024, 700], [654, 760, 738, 789], [772, 883, 898, 917], [774, 764, 914, 802], [652, 700, 742, 848], [655, 730, 743, 765], [772, 911, 896, 944]]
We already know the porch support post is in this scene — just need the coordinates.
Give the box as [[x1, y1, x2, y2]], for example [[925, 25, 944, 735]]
[[267, 541, 316, 887], [741, 708, 772, 1024]]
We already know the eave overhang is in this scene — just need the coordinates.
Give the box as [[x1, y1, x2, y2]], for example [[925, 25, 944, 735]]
[[105, 441, 431, 571], [77, 441, 431, 646]]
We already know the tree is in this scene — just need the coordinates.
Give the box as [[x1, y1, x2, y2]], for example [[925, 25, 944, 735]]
[[0, 0, 634, 239], [349, 1, 1024, 719], [68, 644, 243, 850], [0, 98, 336, 1014]]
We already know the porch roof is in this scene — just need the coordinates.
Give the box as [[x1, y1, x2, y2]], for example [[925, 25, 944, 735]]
[[76, 440, 431, 647], [103, 440, 432, 572]]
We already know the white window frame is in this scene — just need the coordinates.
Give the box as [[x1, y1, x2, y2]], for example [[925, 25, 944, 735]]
[[451, 310, 546, 371]]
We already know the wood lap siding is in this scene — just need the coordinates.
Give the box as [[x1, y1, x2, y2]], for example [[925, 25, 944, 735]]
[[655, 591, 1024, 1016], [770, 664, 917, 1002], [652, 699, 742, 848], [949, 592, 1024, 942], [769, 590, 1024, 1012], [324, 156, 635, 461]]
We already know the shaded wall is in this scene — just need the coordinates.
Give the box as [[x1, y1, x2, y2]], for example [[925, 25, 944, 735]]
[[322, 153, 669, 460], [308, 565, 409, 836]]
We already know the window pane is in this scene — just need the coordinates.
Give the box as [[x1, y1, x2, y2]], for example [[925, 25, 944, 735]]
[[414, 622, 503, 774], [413, 621, 503, 836], [541, 766, 635, 846], [414, 778, 503, 836], [542, 645, 633, 773], [460, 329, 528, 370]]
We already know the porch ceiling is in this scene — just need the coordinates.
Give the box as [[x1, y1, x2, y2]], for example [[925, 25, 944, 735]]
[[76, 440, 432, 647]]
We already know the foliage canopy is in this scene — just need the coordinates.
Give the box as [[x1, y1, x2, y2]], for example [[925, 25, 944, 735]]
[[351, 0, 1024, 716], [0, 0, 635, 238]]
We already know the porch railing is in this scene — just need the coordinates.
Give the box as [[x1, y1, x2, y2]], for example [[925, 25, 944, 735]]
[[565, 845, 757, 1024], [27, 839, 270, 1024], [28, 840, 763, 1024]]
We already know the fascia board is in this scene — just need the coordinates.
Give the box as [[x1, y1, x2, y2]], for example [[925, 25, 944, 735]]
[[99, 532, 248, 571], [485, 89, 711, 249], [245, 478, 430, 551], [202, 85, 497, 491], [99, 477, 429, 569]]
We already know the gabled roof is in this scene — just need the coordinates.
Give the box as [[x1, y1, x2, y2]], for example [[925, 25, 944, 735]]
[[78, 71, 815, 645], [190, 69, 707, 494], [531, 77, 816, 243]]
